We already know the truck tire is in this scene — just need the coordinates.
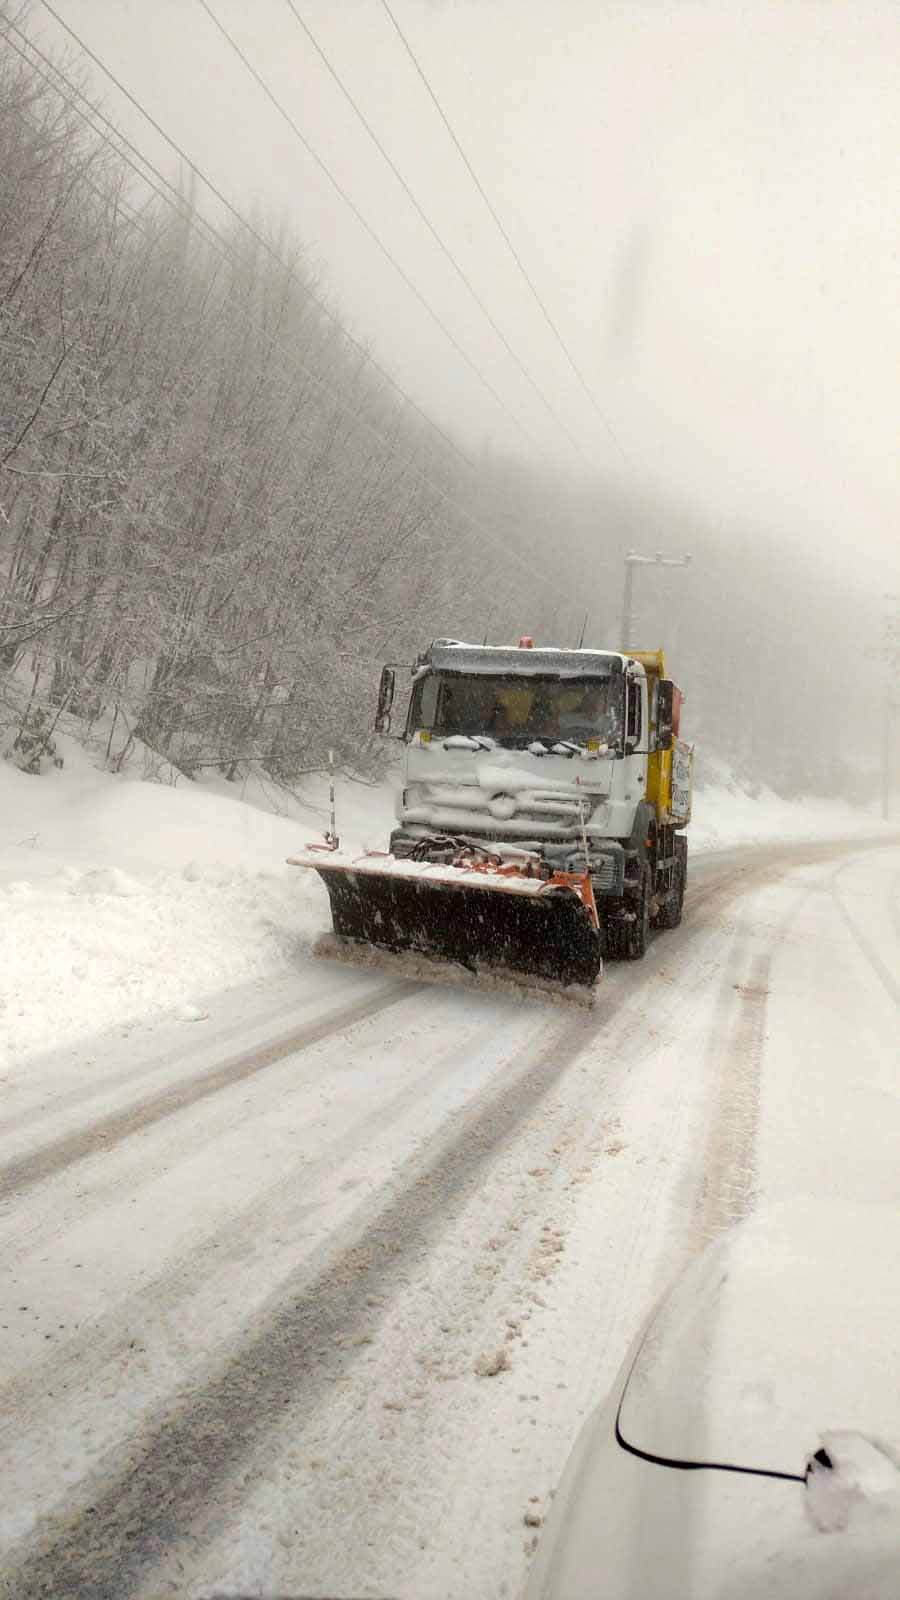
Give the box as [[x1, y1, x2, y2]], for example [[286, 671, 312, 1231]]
[[656, 836, 687, 929], [602, 914, 625, 961], [623, 862, 651, 959], [672, 835, 687, 926]]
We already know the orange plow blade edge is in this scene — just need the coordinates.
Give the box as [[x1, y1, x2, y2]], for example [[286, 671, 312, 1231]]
[[288, 850, 603, 1005]]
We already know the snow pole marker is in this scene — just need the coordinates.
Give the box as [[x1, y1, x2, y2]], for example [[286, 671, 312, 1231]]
[[325, 749, 340, 851]]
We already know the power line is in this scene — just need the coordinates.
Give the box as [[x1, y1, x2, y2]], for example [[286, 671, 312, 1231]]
[[283, 0, 593, 470], [379, 0, 628, 466], [2, 16, 560, 582], [2, 20, 222, 256], [5, 21, 441, 475], [36, 0, 470, 470], [3, 25, 133, 223], [194, 0, 546, 460]]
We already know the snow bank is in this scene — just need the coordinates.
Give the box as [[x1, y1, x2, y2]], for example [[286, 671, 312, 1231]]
[[0, 737, 890, 1066], [690, 770, 888, 853], [0, 735, 394, 1067]]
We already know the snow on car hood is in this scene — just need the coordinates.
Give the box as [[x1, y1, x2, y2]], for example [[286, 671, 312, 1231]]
[[617, 1201, 900, 1476]]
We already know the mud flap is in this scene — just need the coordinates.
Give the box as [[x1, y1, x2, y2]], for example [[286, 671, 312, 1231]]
[[301, 857, 603, 991]]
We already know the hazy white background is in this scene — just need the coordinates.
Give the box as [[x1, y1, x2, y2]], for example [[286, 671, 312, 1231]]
[[35, 0, 899, 597]]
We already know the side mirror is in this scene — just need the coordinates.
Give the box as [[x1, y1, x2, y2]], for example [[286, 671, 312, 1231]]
[[656, 679, 674, 751], [375, 666, 395, 734]]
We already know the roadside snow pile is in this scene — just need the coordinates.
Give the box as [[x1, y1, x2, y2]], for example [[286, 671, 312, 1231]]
[[691, 758, 888, 852], [0, 735, 394, 1066], [70, 865, 143, 898]]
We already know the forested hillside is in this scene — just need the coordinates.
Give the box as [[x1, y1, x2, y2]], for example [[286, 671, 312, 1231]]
[[0, 27, 874, 800], [0, 34, 590, 781]]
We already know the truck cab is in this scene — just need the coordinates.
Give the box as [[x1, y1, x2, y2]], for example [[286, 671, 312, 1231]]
[[378, 639, 692, 958]]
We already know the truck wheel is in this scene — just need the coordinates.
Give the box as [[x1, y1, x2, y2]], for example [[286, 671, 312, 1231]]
[[672, 836, 687, 926], [624, 863, 651, 959], [602, 914, 625, 960], [657, 838, 687, 930]]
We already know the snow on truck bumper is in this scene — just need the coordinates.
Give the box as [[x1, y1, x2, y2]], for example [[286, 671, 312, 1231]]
[[288, 849, 605, 993], [389, 828, 626, 896]]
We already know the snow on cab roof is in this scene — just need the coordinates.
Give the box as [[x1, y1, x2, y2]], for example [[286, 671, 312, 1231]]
[[425, 642, 625, 677]]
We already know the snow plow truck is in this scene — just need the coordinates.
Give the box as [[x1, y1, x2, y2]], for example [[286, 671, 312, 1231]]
[[289, 639, 692, 1006]]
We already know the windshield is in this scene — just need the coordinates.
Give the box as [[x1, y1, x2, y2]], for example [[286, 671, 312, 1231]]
[[407, 671, 623, 748]]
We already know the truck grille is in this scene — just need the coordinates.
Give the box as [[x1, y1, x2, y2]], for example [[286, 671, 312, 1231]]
[[401, 784, 596, 838]]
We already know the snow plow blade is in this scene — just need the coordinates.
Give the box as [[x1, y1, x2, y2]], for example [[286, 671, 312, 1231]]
[[289, 850, 603, 1005]]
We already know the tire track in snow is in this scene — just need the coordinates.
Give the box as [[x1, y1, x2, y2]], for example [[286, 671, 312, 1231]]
[[0, 1006, 533, 1456], [889, 866, 900, 946], [265, 874, 800, 1600], [0, 852, 785, 1442], [676, 842, 899, 1254], [683, 835, 898, 927], [0, 984, 414, 1204], [828, 858, 900, 1009], [691, 944, 770, 1248], [1, 1011, 602, 1600], [688, 855, 855, 1249], [2, 839, 892, 1599], [1, 846, 817, 1600], [338, 846, 900, 1600], [275, 982, 708, 1600], [0, 971, 364, 1143]]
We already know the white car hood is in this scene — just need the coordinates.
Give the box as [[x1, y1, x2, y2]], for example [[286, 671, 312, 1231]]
[[526, 1203, 900, 1600], [617, 1200, 900, 1475]]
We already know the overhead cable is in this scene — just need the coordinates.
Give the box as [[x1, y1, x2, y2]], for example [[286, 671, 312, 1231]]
[[4, 16, 558, 577], [2, 20, 225, 256], [379, 0, 628, 465], [284, 0, 593, 470], [36, 0, 471, 468], [195, 0, 545, 458]]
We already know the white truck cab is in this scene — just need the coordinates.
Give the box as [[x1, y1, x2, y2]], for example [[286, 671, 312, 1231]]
[[377, 638, 692, 959]]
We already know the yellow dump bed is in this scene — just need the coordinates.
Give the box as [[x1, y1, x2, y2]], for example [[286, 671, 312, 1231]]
[[629, 649, 693, 827]]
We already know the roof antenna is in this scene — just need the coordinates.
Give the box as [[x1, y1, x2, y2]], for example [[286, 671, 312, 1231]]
[[576, 612, 589, 649]]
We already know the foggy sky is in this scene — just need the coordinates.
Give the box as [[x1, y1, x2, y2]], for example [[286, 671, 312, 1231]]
[[33, 0, 900, 599]]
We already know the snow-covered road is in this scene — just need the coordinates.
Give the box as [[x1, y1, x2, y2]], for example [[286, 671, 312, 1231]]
[[1, 838, 897, 1600]]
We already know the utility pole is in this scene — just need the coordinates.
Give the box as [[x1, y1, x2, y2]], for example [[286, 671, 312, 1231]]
[[621, 550, 692, 652], [882, 597, 899, 822], [883, 694, 892, 822]]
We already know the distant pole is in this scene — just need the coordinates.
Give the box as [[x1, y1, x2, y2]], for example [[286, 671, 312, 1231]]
[[621, 549, 692, 651], [620, 559, 635, 652], [882, 598, 899, 821], [883, 696, 892, 821]]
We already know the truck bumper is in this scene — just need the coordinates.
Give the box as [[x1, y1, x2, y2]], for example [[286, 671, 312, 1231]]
[[389, 829, 626, 897]]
